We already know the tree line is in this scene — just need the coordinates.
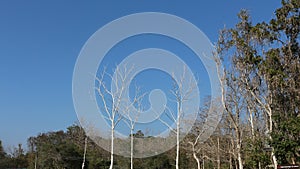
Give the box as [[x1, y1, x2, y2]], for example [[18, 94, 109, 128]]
[[0, 0, 298, 168]]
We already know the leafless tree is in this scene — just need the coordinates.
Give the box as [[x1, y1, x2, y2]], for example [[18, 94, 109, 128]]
[[156, 66, 198, 169], [122, 87, 145, 169], [215, 51, 247, 169], [95, 65, 134, 169]]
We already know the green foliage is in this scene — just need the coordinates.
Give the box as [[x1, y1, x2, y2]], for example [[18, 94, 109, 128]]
[[267, 0, 300, 164], [30, 131, 83, 169], [271, 115, 300, 164], [218, 0, 299, 167], [0, 141, 29, 168], [0, 140, 5, 158], [244, 137, 269, 169], [132, 154, 172, 169], [0, 1, 298, 168]]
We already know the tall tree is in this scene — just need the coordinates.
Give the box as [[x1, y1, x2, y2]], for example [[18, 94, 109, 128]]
[[123, 86, 145, 169], [267, 0, 300, 164], [217, 0, 299, 167], [95, 65, 136, 169], [183, 96, 224, 169], [29, 130, 83, 169], [0, 140, 5, 158], [0, 140, 8, 168], [156, 67, 198, 169]]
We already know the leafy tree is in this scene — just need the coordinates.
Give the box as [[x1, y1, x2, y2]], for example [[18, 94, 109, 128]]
[[0, 142, 29, 168], [0, 140, 5, 158], [266, 0, 300, 165], [0, 140, 8, 168], [217, 0, 299, 167], [133, 130, 144, 138], [29, 130, 84, 169], [244, 137, 269, 168]]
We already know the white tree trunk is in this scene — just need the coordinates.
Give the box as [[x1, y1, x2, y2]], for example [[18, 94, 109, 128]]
[[248, 106, 255, 139], [81, 137, 87, 169], [190, 143, 200, 169], [268, 111, 278, 169], [176, 120, 180, 169], [271, 151, 278, 169], [175, 99, 181, 169], [130, 129, 134, 169], [237, 151, 243, 169], [237, 141, 243, 169], [109, 124, 114, 169], [193, 152, 201, 169]]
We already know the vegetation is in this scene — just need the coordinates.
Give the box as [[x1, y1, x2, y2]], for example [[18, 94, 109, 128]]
[[0, 1, 298, 168]]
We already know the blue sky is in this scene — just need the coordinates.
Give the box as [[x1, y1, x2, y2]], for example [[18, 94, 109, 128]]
[[0, 1, 282, 149]]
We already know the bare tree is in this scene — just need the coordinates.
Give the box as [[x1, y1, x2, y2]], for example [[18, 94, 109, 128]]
[[183, 110, 206, 169], [185, 95, 227, 169], [183, 97, 207, 169], [95, 65, 134, 169], [215, 50, 246, 169], [156, 67, 198, 169], [122, 87, 145, 169]]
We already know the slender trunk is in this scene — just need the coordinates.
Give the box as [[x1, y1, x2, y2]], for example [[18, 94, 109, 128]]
[[176, 101, 181, 169], [193, 152, 201, 169], [109, 123, 114, 169], [237, 151, 243, 169], [235, 123, 243, 169], [291, 157, 295, 164], [250, 114, 254, 138], [191, 144, 200, 169], [176, 121, 179, 169], [202, 157, 205, 169], [231, 138, 236, 169], [271, 151, 278, 169], [82, 137, 87, 169], [217, 137, 220, 169], [248, 106, 255, 139], [34, 153, 37, 169], [130, 128, 134, 169], [269, 113, 272, 136], [268, 112, 278, 169], [229, 152, 232, 169], [237, 142, 243, 169]]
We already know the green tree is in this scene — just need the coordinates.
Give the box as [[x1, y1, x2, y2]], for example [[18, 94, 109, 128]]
[[30, 130, 84, 169], [217, 0, 299, 167], [266, 0, 300, 165], [0, 140, 5, 158], [0, 140, 8, 168]]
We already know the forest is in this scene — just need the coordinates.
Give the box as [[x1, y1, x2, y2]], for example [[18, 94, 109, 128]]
[[0, 0, 299, 168]]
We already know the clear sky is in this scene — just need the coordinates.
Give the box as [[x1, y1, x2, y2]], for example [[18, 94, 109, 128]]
[[0, 1, 282, 150]]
